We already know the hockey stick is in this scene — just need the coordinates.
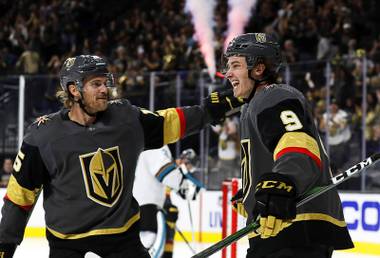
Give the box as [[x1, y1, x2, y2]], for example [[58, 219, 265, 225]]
[[191, 153, 380, 258], [187, 199, 196, 244], [175, 224, 197, 254], [159, 207, 197, 254]]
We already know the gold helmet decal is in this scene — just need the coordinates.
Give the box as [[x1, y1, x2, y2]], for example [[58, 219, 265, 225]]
[[79, 147, 123, 207], [254, 33, 266, 43], [64, 57, 76, 70]]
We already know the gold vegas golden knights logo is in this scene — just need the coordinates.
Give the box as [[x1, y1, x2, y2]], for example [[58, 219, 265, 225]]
[[255, 33, 266, 43], [64, 57, 75, 69], [79, 147, 123, 207]]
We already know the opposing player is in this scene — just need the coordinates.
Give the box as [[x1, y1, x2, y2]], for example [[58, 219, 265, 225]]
[[133, 146, 201, 258], [0, 55, 243, 257], [223, 33, 353, 257]]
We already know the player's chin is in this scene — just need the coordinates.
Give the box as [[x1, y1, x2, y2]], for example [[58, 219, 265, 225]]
[[232, 87, 242, 98], [96, 100, 108, 111]]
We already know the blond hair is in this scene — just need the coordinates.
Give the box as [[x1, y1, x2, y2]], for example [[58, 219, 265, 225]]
[[56, 90, 75, 109]]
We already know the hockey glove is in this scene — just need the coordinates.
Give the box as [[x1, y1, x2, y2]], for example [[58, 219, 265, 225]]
[[254, 173, 296, 239], [177, 164, 204, 200], [177, 178, 190, 200], [203, 89, 244, 125], [0, 243, 16, 258], [231, 189, 248, 218]]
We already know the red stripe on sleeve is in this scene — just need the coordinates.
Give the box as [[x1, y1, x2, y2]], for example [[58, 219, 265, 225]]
[[175, 108, 186, 138], [4, 194, 33, 211], [275, 147, 322, 169]]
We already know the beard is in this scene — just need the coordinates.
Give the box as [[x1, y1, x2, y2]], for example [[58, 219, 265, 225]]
[[81, 95, 109, 114]]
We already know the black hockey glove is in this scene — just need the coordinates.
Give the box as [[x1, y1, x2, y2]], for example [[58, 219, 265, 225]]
[[231, 189, 248, 217], [203, 89, 244, 125], [0, 243, 16, 258], [254, 173, 297, 239]]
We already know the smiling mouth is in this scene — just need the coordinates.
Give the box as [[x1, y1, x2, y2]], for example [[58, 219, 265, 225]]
[[231, 81, 239, 88]]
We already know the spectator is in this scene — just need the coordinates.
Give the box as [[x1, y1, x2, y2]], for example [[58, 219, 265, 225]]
[[0, 158, 13, 187], [283, 39, 299, 64], [367, 124, 380, 156], [319, 98, 352, 173], [15, 43, 41, 74], [210, 116, 240, 189]]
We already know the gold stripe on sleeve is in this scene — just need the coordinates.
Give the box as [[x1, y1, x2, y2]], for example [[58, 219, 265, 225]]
[[273, 132, 320, 161], [6, 175, 39, 206], [157, 108, 181, 144]]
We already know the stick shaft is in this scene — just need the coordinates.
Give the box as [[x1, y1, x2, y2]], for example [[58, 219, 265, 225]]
[[175, 224, 197, 254], [188, 199, 196, 243]]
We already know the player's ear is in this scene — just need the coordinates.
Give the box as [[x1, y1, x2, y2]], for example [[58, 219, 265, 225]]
[[68, 84, 80, 100], [251, 63, 266, 78]]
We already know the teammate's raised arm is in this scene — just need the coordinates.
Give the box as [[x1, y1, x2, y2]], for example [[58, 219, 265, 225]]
[[0, 54, 243, 258]]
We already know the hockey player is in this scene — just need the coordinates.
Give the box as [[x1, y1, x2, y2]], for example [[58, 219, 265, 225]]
[[0, 55, 243, 257], [223, 33, 353, 257], [133, 146, 201, 258]]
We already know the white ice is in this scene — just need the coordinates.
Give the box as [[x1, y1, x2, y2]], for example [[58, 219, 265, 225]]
[[13, 238, 380, 258]]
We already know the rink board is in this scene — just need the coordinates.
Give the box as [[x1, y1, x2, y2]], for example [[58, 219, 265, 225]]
[[0, 189, 378, 255]]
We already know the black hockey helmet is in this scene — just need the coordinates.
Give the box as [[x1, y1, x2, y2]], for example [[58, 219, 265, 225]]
[[223, 33, 283, 74], [59, 55, 114, 92]]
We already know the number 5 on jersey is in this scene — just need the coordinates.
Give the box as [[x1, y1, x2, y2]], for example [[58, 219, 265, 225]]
[[280, 110, 303, 131], [13, 150, 25, 172]]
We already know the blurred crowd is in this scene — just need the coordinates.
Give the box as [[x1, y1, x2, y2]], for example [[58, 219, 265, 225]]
[[1, 0, 380, 189], [1, 1, 379, 78]]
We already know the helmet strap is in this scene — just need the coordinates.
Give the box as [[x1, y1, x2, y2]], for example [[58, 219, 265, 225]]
[[75, 90, 97, 117], [244, 69, 268, 102]]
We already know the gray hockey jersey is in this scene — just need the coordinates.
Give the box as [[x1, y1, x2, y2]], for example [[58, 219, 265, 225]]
[[239, 84, 353, 254], [0, 99, 207, 243]]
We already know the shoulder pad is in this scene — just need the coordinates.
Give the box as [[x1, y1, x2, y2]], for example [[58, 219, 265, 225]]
[[257, 84, 303, 105]]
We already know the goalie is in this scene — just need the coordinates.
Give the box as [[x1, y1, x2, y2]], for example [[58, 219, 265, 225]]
[[133, 146, 202, 258]]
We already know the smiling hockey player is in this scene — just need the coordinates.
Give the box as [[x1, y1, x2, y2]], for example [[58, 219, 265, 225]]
[[223, 33, 353, 258]]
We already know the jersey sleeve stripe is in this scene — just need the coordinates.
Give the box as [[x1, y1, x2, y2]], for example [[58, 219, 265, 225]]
[[4, 195, 33, 211], [273, 132, 321, 169], [176, 107, 186, 138], [5, 175, 40, 207], [275, 147, 322, 169], [157, 108, 184, 145], [156, 162, 177, 182]]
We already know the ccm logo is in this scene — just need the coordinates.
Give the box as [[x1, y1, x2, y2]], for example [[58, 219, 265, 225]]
[[342, 200, 380, 231], [256, 181, 293, 193]]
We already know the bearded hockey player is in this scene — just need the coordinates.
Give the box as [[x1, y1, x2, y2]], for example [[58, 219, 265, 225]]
[[133, 146, 201, 258], [223, 33, 353, 258], [0, 55, 243, 257]]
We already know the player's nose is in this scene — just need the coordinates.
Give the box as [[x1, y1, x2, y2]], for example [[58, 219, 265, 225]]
[[225, 69, 233, 79]]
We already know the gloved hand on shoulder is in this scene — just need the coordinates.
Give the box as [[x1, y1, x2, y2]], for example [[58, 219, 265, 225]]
[[203, 88, 244, 125], [254, 173, 297, 239]]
